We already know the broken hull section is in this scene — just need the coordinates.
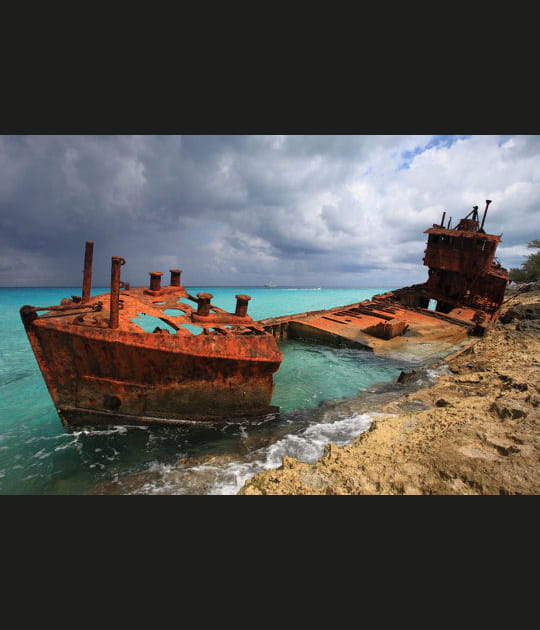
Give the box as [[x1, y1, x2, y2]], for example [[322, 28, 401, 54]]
[[260, 201, 510, 363], [260, 298, 476, 364]]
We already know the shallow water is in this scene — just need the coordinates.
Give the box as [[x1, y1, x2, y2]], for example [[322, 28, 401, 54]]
[[0, 286, 442, 495]]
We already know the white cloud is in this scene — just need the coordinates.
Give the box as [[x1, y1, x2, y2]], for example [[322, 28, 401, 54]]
[[1, 134, 539, 287]]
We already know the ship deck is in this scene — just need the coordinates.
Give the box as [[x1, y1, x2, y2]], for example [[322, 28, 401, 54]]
[[258, 300, 480, 364]]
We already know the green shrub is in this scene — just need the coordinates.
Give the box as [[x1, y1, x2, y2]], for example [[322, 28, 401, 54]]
[[509, 239, 540, 283]]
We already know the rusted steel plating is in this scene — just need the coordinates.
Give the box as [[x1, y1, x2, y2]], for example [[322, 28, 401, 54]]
[[82, 241, 94, 303], [109, 256, 125, 329], [196, 292, 213, 316], [235, 294, 251, 317], [170, 269, 182, 287]]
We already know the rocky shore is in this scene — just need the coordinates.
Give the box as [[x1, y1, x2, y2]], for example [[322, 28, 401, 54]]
[[240, 284, 540, 495]]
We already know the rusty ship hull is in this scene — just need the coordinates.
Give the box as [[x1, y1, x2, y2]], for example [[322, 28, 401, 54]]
[[21, 315, 281, 426], [20, 260, 282, 427], [20, 200, 509, 428]]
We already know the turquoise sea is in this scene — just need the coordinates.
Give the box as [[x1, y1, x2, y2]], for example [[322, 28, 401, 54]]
[[0, 286, 441, 495]]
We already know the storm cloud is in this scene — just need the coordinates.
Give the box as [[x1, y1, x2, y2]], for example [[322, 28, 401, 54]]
[[0, 134, 538, 288]]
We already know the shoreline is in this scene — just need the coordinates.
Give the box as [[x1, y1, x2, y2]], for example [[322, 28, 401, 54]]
[[239, 286, 540, 495]]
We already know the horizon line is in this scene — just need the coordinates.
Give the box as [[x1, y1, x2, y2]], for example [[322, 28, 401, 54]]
[[0, 284, 399, 290]]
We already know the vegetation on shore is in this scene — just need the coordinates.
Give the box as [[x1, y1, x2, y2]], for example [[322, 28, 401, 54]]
[[509, 239, 540, 283]]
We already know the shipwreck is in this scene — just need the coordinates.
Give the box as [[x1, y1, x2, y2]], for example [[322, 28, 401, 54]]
[[20, 200, 508, 427], [260, 200, 509, 360], [20, 255, 283, 426]]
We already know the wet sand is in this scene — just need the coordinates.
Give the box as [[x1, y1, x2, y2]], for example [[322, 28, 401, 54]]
[[240, 286, 540, 495]]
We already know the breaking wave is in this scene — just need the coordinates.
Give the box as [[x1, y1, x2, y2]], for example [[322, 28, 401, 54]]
[[125, 411, 379, 495]]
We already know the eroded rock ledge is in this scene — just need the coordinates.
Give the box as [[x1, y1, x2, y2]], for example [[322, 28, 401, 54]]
[[239, 288, 540, 495]]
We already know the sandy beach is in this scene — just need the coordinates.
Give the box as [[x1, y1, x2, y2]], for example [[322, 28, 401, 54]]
[[240, 285, 540, 495]]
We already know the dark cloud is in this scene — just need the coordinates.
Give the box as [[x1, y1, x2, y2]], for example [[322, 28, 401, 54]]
[[335, 262, 385, 274], [0, 134, 538, 288]]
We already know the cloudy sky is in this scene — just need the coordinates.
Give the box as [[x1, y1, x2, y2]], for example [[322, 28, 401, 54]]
[[0, 134, 538, 289]]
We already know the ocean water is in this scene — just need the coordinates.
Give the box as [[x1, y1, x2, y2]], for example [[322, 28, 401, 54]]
[[0, 286, 438, 495]]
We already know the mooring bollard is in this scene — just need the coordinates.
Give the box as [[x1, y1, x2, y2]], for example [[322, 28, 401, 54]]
[[196, 293, 213, 316], [235, 294, 251, 317], [149, 271, 163, 292], [170, 269, 182, 287]]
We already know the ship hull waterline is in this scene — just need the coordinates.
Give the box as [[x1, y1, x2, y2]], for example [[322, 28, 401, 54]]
[[22, 314, 282, 427]]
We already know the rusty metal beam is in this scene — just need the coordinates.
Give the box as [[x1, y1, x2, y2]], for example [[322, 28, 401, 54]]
[[82, 241, 94, 303], [109, 256, 125, 329], [480, 199, 491, 231]]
